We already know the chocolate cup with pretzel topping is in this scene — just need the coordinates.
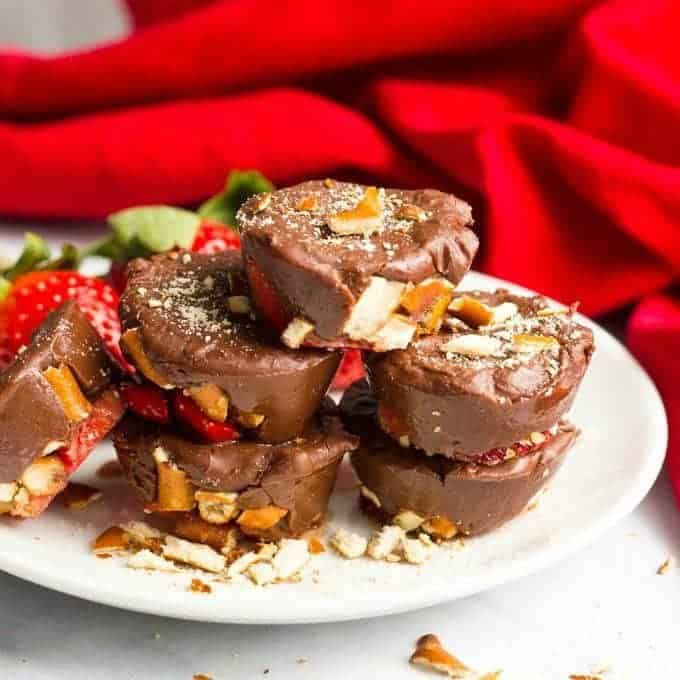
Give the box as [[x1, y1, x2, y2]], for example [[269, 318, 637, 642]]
[[367, 290, 594, 459], [238, 180, 478, 350], [339, 380, 576, 536], [113, 412, 358, 540], [0, 301, 122, 517], [119, 250, 341, 444]]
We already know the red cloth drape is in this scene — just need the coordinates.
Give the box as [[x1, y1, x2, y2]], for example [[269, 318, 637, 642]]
[[0, 0, 678, 500]]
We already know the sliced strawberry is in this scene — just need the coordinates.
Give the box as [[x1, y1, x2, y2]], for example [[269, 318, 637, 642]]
[[331, 350, 366, 391], [192, 220, 241, 254], [0, 270, 133, 373], [57, 388, 126, 473], [245, 257, 288, 333], [0, 326, 12, 370], [120, 382, 170, 424], [471, 433, 552, 466], [172, 391, 239, 443]]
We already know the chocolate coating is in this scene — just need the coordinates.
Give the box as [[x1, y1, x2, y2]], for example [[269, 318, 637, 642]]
[[239, 180, 478, 342], [341, 383, 576, 535], [120, 250, 341, 443], [352, 427, 574, 536], [368, 290, 594, 458], [113, 413, 359, 539], [0, 301, 112, 482]]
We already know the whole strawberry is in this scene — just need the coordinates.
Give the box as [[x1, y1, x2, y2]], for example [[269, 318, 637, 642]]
[[0, 270, 130, 371], [191, 219, 241, 254]]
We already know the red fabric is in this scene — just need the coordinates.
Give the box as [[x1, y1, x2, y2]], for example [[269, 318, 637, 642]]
[[628, 296, 680, 500], [124, 0, 217, 28], [0, 0, 678, 498]]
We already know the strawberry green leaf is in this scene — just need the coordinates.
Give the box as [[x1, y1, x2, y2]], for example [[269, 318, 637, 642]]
[[107, 206, 202, 259], [45, 243, 80, 271], [0, 276, 10, 302], [198, 170, 273, 228], [2, 232, 50, 281]]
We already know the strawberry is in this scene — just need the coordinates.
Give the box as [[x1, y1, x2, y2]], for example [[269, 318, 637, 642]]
[[120, 382, 170, 424], [0, 271, 132, 372], [58, 389, 125, 473], [471, 432, 551, 466], [192, 220, 241, 254], [0, 327, 12, 370], [245, 258, 288, 333], [172, 391, 239, 443], [331, 349, 366, 391]]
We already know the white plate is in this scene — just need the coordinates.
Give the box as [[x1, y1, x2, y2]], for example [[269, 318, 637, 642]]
[[0, 271, 667, 624]]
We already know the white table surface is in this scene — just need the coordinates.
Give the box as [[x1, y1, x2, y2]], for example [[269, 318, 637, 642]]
[[1, 225, 679, 679]]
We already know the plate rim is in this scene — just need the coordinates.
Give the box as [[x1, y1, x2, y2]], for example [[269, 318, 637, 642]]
[[0, 270, 668, 624]]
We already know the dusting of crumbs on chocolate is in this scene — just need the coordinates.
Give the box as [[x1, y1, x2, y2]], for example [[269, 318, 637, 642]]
[[131, 253, 258, 346]]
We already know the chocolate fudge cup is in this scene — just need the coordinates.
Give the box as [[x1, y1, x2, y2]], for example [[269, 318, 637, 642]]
[[340, 381, 576, 537], [368, 290, 594, 459], [238, 180, 478, 351], [0, 301, 123, 518], [113, 413, 358, 541], [119, 250, 341, 444]]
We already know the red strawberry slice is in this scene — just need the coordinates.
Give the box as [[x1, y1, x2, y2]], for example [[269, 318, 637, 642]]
[[0, 326, 12, 371], [58, 388, 126, 473], [245, 258, 288, 333], [331, 350, 366, 391], [471, 433, 551, 466], [0, 270, 133, 373], [172, 391, 239, 443], [120, 382, 170, 424], [192, 220, 241, 254]]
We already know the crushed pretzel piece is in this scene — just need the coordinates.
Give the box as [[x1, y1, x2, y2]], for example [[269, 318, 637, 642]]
[[657, 556, 674, 575], [93, 526, 130, 554], [393, 510, 425, 532], [162, 535, 226, 573], [227, 551, 260, 578], [128, 549, 179, 573], [248, 562, 276, 586], [512, 333, 559, 352], [367, 525, 404, 560], [308, 536, 326, 554], [410, 635, 478, 678], [331, 529, 367, 559], [61, 482, 102, 510], [189, 578, 212, 594], [328, 186, 382, 236], [272, 539, 309, 581]]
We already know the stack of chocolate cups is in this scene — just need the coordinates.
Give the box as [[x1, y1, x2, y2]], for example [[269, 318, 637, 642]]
[[113, 249, 358, 543], [239, 179, 594, 541], [114, 178, 593, 547], [346, 289, 594, 538]]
